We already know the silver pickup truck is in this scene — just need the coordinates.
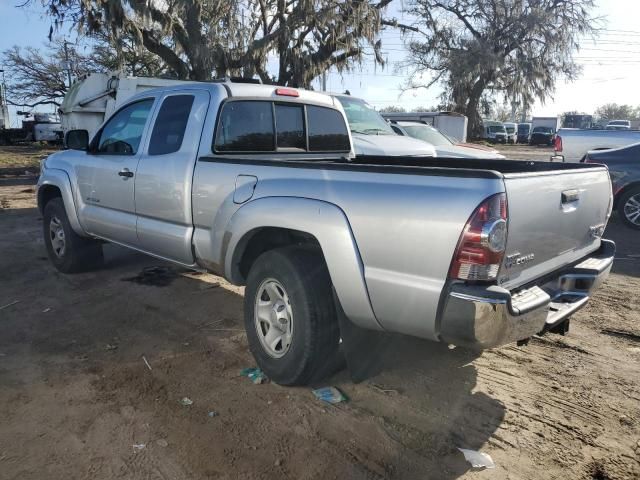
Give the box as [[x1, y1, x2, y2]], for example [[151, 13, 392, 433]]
[[37, 80, 615, 385], [553, 127, 640, 162]]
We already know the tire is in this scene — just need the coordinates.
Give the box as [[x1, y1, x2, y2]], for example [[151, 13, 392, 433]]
[[618, 186, 640, 230], [244, 246, 340, 386], [43, 198, 103, 273]]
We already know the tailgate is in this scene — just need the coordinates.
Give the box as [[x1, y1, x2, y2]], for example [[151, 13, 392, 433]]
[[499, 167, 611, 289]]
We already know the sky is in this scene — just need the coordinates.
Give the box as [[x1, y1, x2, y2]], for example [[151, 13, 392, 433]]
[[1, 0, 640, 125]]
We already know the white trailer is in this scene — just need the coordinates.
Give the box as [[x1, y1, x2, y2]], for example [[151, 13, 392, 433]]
[[60, 72, 189, 139], [381, 111, 468, 142], [531, 116, 561, 134]]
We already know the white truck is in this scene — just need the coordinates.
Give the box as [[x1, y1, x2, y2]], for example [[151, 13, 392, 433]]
[[60, 72, 187, 140], [552, 128, 640, 162], [531, 116, 561, 133]]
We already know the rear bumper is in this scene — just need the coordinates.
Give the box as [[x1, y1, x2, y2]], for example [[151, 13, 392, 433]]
[[439, 239, 615, 349]]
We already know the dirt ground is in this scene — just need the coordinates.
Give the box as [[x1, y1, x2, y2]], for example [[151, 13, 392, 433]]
[[0, 146, 639, 479]]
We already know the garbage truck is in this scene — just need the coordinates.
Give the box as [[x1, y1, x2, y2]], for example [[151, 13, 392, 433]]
[[59, 72, 187, 140]]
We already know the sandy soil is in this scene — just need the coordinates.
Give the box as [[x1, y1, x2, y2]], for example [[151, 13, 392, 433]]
[[0, 149, 639, 479]]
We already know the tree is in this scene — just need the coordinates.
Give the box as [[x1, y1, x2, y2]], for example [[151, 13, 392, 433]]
[[36, 0, 393, 86], [405, 0, 596, 137], [595, 103, 638, 121], [89, 32, 169, 78], [379, 105, 406, 113], [1, 40, 95, 108], [1, 33, 167, 108]]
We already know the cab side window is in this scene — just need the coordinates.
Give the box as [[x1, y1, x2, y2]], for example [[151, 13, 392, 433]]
[[149, 95, 195, 155], [307, 105, 351, 152], [214, 101, 274, 152], [98, 99, 154, 155]]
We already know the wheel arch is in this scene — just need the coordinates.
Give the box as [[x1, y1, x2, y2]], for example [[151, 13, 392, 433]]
[[223, 196, 382, 331], [37, 169, 85, 236], [614, 181, 640, 209]]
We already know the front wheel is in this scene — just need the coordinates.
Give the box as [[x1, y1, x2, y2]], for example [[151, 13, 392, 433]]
[[244, 247, 340, 386], [43, 198, 103, 273], [618, 187, 640, 230]]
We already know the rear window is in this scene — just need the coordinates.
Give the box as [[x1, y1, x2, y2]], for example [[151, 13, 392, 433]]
[[214, 100, 349, 154], [307, 106, 351, 151], [149, 95, 194, 155], [275, 104, 305, 149], [214, 101, 274, 152]]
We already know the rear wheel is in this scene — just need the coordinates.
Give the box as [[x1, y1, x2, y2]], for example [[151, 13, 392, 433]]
[[244, 247, 340, 386], [43, 198, 103, 273], [618, 187, 640, 230]]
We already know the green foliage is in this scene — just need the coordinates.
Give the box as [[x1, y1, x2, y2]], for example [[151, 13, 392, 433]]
[[36, 0, 393, 86], [406, 0, 597, 136], [379, 105, 407, 113], [595, 103, 640, 121]]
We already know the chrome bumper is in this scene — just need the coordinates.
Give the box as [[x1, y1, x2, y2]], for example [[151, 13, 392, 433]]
[[439, 239, 615, 349]]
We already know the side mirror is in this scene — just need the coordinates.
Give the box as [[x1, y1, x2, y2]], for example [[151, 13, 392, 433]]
[[65, 129, 89, 151]]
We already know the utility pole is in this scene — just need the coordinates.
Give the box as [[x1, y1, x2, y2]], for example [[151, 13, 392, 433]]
[[321, 71, 327, 91], [63, 40, 72, 87]]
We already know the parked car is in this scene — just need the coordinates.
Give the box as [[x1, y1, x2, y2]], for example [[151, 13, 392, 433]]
[[387, 120, 505, 159], [529, 126, 555, 146], [552, 128, 640, 162], [606, 120, 631, 130], [583, 142, 640, 229], [503, 122, 518, 144], [333, 95, 436, 157], [517, 123, 531, 143], [381, 111, 468, 142], [483, 121, 508, 143], [38, 80, 615, 386]]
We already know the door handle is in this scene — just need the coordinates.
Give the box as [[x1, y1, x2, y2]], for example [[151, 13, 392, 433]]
[[118, 168, 134, 179]]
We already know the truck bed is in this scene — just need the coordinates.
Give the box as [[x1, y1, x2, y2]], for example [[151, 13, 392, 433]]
[[203, 155, 604, 178], [349, 155, 603, 175]]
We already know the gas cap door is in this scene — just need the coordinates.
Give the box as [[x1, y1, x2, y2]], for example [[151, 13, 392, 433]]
[[233, 175, 258, 204]]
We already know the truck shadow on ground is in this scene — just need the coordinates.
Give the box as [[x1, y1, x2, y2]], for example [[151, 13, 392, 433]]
[[1, 210, 502, 479]]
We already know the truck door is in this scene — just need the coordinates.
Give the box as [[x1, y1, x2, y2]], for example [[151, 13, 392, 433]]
[[134, 90, 210, 264], [76, 97, 156, 245]]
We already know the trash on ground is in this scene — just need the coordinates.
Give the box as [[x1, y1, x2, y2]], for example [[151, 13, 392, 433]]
[[179, 397, 193, 406], [369, 383, 399, 395], [156, 439, 168, 448], [458, 448, 495, 470], [0, 300, 19, 311], [105, 344, 118, 351], [132, 443, 146, 451], [208, 411, 219, 418], [42, 308, 51, 313], [240, 367, 269, 384], [274, 459, 282, 467], [312, 386, 347, 404], [142, 355, 152, 371]]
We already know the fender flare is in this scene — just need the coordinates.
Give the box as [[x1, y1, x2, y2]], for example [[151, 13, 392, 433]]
[[37, 168, 86, 236], [223, 196, 382, 331]]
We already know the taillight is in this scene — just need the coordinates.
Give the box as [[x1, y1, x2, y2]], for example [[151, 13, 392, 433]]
[[449, 193, 508, 282], [554, 135, 563, 152]]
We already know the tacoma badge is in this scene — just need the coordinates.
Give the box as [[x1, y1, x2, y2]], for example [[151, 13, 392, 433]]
[[505, 252, 535, 268]]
